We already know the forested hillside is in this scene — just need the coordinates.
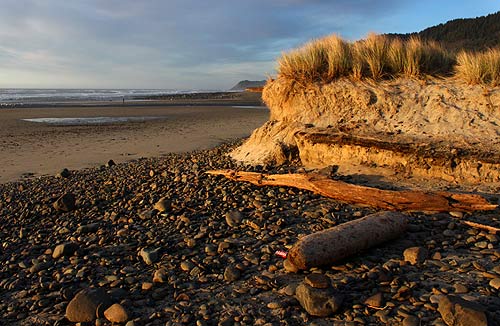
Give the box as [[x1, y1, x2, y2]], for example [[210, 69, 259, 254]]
[[388, 11, 500, 52]]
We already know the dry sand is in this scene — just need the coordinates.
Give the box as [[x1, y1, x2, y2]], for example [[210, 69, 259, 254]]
[[0, 99, 268, 183]]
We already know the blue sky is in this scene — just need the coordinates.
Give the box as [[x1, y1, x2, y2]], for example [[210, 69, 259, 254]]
[[0, 0, 499, 89]]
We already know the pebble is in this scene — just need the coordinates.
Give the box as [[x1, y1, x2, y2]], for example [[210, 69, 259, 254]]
[[225, 210, 243, 227], [153, 197, 171, 212], [139, 248, 160, 265], [295, 282, 342, 317], [489, 278, 500, 290], [53, 193, 76, 212], [364, 292, 384, 308], [57, 168, 71, 178], [224, 266, 241, 282], [104, 303, 129, 323], [403, 246, 428, 265], [304, 273, 330, 289], [402, 315, 420, 326], [52, 242, 78, 259]]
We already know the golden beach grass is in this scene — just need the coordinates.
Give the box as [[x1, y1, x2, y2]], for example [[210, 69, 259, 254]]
[[276, 32, 498, 85]]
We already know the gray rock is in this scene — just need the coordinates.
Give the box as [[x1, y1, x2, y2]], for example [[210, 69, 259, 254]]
[[66, 288, 112, 323], [364, 292, 384, 308], [225, 211, 243, 227], [52, 242, 78, 259], [153, 268, 167, 283], [295, 282, 342, 317], [402, 315, 420, 326], [437, 295, 487, 326], [57, 168, 71, 178], [53, 193, 76, 212], [139, 248, 160, 265], [77, 223, 99, 234], [304, 273, 330, 289], [403, 246, 428, 265], [224, 265, 241, 282], [153, 197, 171, 212]]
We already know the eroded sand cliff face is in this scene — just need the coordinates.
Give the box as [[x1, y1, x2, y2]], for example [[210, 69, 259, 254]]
[[231, 78, 500, 185]]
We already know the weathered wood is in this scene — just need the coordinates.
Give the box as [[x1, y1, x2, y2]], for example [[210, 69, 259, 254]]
[[288, 211, 408, 270], [461, 220, 500, 234], [206, 170, 497, 212]]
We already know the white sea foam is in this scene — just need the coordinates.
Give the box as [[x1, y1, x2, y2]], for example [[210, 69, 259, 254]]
[[0, 88, 222, 103], [22, 116, 165, 125]]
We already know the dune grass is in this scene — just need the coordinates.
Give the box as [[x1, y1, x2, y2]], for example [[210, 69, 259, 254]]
[[276, 32, 498, 85], [456, 48, 500, 86]]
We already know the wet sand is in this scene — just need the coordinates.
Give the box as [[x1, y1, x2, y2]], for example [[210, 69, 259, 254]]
[[0, 93, 268, 183]]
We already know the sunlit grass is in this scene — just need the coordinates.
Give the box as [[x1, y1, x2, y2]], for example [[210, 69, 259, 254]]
[[276, 32, 497, 85], [456, 48, 500, 85]]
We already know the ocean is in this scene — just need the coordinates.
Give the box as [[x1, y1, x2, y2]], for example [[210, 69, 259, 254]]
[[0, 88, 222, 104]]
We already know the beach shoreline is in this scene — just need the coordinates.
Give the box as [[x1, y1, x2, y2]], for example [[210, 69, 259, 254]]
[[0, 92, 268, 184]]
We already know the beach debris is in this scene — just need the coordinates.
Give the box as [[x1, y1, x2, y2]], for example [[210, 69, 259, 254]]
[[53, 193, 76, 212], [66, 288, 112, 323], [274, 250, 288, 259], [295, 275, 343, 316], [460, 220, 500, 234], [106, 159, 116, 167], [287, 211, 408, 270], [437, 295, 488, 326], [206, 170, 497, 212]]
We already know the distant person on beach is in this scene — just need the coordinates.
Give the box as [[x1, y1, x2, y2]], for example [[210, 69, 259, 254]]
[[122, 97, 125, 104]]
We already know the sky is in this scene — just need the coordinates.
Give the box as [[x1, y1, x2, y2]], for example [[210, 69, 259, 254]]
[[0, 0, 499, 90]]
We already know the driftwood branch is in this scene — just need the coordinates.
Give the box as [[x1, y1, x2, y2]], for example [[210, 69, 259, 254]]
[[206, 170, 497, 213], [460, 220, 500, 234]]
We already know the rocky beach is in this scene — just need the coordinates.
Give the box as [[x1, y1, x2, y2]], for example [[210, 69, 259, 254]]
[[1, 136, 500, 325]]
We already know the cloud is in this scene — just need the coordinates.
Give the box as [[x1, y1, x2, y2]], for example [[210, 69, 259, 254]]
[[0, 0, 498, 88]]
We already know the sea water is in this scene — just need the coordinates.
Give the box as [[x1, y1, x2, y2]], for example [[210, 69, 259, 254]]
[[0, 88, 221, 104]]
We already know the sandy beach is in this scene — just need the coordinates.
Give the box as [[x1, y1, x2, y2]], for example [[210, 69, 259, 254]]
[[0, 92, 268, 183]]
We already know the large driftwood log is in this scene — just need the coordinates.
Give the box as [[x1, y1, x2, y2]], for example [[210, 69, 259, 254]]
[[288, 211, 408, 269], [206, 170, 497, 212]]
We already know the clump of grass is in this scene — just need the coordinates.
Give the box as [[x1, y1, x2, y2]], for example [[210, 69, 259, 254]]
[[277, 39, 328, 83], [276, 32, 497, 85], [457, 48, 500, 85], [324, 35, 352, 80], [358, 33, 389, 79]]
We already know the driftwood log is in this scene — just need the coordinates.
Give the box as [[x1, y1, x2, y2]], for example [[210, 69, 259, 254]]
[[206, 170, 497, 212], [288, 211, 408, 269]]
